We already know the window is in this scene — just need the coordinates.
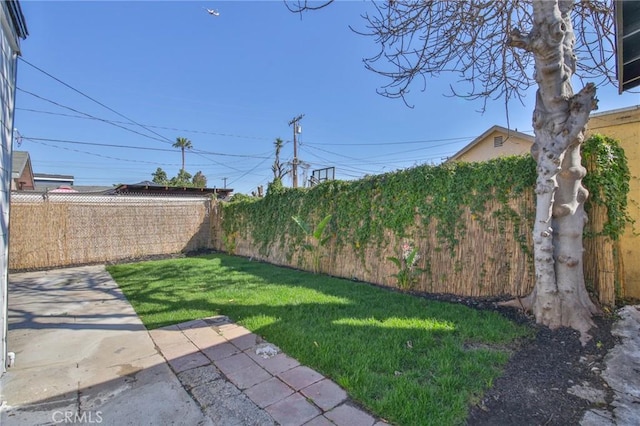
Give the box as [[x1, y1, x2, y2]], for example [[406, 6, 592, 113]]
[[494, 136, 504, 147]]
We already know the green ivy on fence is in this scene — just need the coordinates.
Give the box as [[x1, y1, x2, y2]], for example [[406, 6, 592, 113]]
[[582, 134, 633, 240], [220, 134, 630, 269]]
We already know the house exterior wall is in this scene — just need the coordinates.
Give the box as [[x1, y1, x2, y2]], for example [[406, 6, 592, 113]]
[[586, 106, 640, 299], [0, 1, 24, 376], [454, 130, 532, 162], [11, 160, 34, 190]]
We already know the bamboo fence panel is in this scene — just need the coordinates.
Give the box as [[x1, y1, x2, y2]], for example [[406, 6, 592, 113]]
[[582, 154, 620, 306], [10, 193, 212, 270], [584, 201, 617, 306]]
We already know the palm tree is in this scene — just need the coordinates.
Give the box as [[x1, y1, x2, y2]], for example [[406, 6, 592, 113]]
[[173, 137, 192, 172]]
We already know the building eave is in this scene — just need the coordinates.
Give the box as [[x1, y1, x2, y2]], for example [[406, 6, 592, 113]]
[[6, 0, 28, 40], [446, 125, 534, 163]]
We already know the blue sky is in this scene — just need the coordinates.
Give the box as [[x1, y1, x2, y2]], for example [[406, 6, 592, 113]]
[[14, 1, 639, 194]]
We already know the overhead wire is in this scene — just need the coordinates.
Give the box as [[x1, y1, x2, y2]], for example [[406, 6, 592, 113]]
[[303, 135, 475, 146], [24, 136, 272, 177], [18, 60, 275, 179], [21, 137, 272, 159], [299, 148, 382, 177], [226, 155, 273, 186], [28, 139, 176, 166], [18, 57, 176, 144], [16, 107, 272, 141], [17, 88, 170, 144], [16, 73, 283, 181]]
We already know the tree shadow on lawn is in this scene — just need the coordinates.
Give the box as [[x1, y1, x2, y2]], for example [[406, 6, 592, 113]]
[[114, 253, 526, 341]]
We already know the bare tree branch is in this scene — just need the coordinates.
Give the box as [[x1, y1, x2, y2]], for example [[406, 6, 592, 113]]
[[293, 0, 615, 109], [285, 0, 334, 14]]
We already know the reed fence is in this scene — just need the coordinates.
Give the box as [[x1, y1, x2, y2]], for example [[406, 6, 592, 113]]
[[211, 189, 620, 306], [9, 192, 212, 270]]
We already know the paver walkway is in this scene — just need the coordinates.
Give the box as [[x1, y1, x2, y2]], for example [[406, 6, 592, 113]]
[[151, 315, 387, 426]]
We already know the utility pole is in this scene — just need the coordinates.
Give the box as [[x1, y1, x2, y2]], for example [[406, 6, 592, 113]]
[[288, 114, 304, 188], [223, 177, 228, 189]]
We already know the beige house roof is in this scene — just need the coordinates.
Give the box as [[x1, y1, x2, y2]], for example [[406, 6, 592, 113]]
[[446, 125, 534, 163]]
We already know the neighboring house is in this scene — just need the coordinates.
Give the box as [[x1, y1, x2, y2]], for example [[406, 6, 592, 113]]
[[17, 162, 106, 193], [1, 0, 27, 376], [11, 150, 33, 190], [33, 172, 74, 192], [446, 105, 640, 299], [445, 125, 534, 163], [109, 181, 233, 199], [587, 105, 639, 141]]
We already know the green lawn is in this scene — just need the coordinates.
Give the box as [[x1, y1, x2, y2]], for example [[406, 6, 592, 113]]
[[107, 253, 531, 426]]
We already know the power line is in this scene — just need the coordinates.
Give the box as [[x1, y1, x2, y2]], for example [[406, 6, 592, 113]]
[[23, 137, 176, 152], [18, 57, 175, 144], [28, 140, 175, 166], [16, 61, 283, 190], [21, 136, 272, 159], [304, 139, 468, 160], [17, 88, 170, 144], [16, 107, 272, 141], [300, 144, 462, 177], [28, 140, 273, 187], [299, 149, 383, 178], [303, 136, 476, 146], [227, 156, 272, 187], [17, 86, 274, 180]]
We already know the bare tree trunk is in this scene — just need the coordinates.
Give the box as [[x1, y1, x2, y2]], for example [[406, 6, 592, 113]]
[[505, 0, 599, 344]]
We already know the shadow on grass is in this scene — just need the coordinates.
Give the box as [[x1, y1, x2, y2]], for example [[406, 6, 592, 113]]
[[110, 253, 521, 336]]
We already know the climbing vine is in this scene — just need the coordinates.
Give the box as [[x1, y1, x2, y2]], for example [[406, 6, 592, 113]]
[[222, 156, 537, 262], [582, 134, 633, 240]]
